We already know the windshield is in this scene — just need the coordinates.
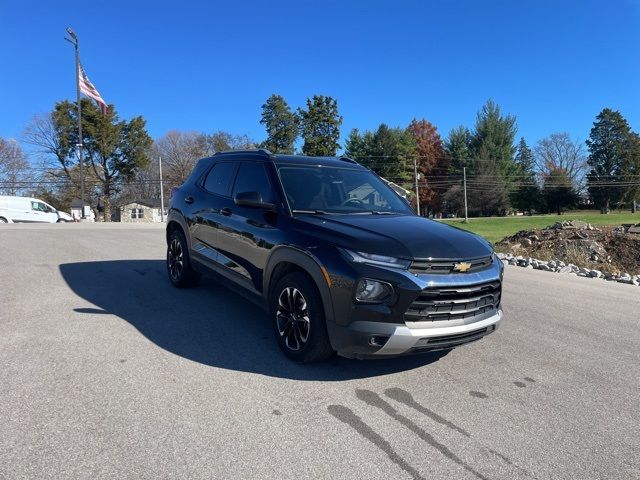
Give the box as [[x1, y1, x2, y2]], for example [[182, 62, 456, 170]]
[[277, 165, 413, 215]]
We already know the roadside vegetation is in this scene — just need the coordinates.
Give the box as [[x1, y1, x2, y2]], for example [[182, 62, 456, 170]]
[[442, 211, 640, 244], [1, 93, 638, 223]]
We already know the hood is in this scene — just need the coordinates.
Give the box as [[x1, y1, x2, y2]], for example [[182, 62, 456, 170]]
[[292, 214, 492, 260]]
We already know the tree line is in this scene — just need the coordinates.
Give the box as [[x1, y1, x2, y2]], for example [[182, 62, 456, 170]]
[[1, 94, 638, 220]]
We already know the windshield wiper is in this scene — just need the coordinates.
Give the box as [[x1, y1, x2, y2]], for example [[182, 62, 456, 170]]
[[370, 210, 397, 215], [291, 209, 328, 215]]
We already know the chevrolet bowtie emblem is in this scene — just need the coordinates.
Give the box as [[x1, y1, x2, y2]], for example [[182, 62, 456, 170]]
[[453, 262, 472, 273]]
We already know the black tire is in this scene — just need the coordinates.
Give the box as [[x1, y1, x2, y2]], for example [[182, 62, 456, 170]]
[[167, 229, 201, 288], [0, 217, 7, 223], [270, 272, 334, 363]]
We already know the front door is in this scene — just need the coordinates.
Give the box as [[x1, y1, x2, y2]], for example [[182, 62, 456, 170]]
[[30, 201, 58, 223], [215, 161, 281, 292]]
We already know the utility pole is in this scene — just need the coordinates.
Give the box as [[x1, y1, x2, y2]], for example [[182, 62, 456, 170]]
[[413, 157, 420, 216], [463, 166, 468, 223], [159, 156, 165, 222], [65, 27, 85, 219]]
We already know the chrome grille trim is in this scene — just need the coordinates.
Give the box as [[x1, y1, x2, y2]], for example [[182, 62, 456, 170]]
[[409, 255, 493, 275]]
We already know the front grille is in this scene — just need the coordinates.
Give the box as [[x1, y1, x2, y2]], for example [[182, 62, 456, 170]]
[[409, 256, 493, 275], [404, 281, 501, 323]]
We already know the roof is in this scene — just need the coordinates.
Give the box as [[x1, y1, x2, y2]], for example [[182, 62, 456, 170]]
[[382, 179, 413, 198], [211, 149, 363, 169], [271, 154, 364, 169], [121, 198, 164, 208]]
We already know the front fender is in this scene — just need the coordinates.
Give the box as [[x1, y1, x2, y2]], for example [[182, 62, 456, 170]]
[[263, 246, 336, 326]]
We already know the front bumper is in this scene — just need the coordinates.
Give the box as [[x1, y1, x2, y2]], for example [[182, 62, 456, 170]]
[[324, 254, 504, 358], [346, 309, 502, 357]]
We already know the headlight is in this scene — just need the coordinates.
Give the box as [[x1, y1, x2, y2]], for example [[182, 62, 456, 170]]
[[354, 278, 394, 303], [341, 248, 411, 270]]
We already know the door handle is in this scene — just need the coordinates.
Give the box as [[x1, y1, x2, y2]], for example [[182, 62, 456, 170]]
[[184, 196, 194, 204], [220, 207, 232, 216]]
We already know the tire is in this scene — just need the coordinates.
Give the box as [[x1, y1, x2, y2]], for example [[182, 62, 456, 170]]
[[270, 272, 334, 363], [167, 229, 201, 288], [0, 217, 7, 223]]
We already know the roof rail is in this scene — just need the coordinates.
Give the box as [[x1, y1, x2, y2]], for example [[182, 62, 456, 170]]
[[339, 155, 358, 164], [214, 148, 272, 157]]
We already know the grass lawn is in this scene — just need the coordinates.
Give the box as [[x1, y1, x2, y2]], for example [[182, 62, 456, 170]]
[[440, 210, 640, 244]]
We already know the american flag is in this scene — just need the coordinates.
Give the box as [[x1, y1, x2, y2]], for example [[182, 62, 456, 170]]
[[79, 61, 107, 114]]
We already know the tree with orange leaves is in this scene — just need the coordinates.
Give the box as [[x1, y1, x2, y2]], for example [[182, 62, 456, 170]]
[[406, 119, 449, 215]]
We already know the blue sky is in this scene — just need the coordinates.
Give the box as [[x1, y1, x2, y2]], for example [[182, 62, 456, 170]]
[[1, 0, 638, 155]]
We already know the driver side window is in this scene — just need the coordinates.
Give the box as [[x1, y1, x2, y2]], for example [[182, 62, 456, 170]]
[[232, 162, 274, 203], [31, 201, 47, 212]]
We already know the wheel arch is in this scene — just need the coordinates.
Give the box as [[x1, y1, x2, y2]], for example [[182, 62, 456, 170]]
[[165, 212, 190, 246], [263, 246, 335, 326]]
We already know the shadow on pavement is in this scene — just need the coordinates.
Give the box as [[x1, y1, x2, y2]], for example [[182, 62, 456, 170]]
[[59, 260, 448, 381]]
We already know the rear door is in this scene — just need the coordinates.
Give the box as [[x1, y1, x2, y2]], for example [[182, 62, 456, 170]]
[[190, 161, 239, 266]]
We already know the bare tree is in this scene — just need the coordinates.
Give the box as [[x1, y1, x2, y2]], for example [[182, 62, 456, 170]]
[[154, 131, 207, 188], [23, 113, 86, 198], [199, 131, 255, 156], [535, 133, 587, 191], [117, 158, 161, 204], [0, 138, 30, 195]]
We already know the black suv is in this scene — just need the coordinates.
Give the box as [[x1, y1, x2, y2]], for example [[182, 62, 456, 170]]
[[166, 149, 503, 362]]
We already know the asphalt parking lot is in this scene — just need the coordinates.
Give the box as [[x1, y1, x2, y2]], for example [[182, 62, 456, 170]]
[[1, 223, 638, 479]]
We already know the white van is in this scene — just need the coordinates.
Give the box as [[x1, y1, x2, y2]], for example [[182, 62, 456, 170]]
[[0, 196, 73, 223]]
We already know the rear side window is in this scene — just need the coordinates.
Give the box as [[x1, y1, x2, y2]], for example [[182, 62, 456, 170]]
[[232, 163, 274, 203], [203, 162, 237, 196]]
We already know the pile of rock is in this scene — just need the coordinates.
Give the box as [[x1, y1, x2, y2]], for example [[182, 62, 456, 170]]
[[550, 220, 597, 231], [496, 252, 640, 286]]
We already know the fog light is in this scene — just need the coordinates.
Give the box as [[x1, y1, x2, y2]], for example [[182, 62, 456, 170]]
[[369, 336, 390, 347], [355, 278, 393, 303]]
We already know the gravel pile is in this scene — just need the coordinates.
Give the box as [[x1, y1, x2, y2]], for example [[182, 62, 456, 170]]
[[497, 252, 640, 286], [496, 220, 640, 276]]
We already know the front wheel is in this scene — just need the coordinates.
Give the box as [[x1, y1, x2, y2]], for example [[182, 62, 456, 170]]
[[167, 230, 201, 288], [270, 272, 334, 363], [0, 217, 7, 223]]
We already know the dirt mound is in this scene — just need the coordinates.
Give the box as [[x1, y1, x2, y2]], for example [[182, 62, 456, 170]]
[[496, 220, 640, 275]]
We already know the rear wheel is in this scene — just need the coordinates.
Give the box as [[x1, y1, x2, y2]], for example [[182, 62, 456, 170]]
[[167, 229, 201, 288], [270, 272, 334, 362]]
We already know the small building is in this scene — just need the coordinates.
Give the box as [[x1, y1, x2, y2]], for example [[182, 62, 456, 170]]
[[116, 199, 166, 223], [381, 179, 412, 199], [69, 199, 95, 221]]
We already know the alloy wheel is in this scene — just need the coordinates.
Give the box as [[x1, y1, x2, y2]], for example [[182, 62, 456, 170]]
[[168, 238, 184, 280], [276, 287, 310, 351]]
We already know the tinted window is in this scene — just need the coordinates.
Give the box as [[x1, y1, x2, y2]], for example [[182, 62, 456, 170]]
[[232, 163, 274, 203], [203, 162, 237, 196], [278, 166, 412, 214]]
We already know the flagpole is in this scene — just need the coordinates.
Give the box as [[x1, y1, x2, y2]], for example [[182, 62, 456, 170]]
[[65, 27, 85, 219]]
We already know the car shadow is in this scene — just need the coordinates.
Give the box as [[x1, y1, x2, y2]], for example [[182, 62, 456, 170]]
[[59, 260, 448, 381]]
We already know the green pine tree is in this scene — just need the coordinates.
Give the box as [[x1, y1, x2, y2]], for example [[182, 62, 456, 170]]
[[586, 108, 640, 213], [511, 137, 541, 214], [297, 95, 343, 156], [259, 94, 298, 154]]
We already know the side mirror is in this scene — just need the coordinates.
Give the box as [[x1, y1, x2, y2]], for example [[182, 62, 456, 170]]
[[234, 191, 276, 211]]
